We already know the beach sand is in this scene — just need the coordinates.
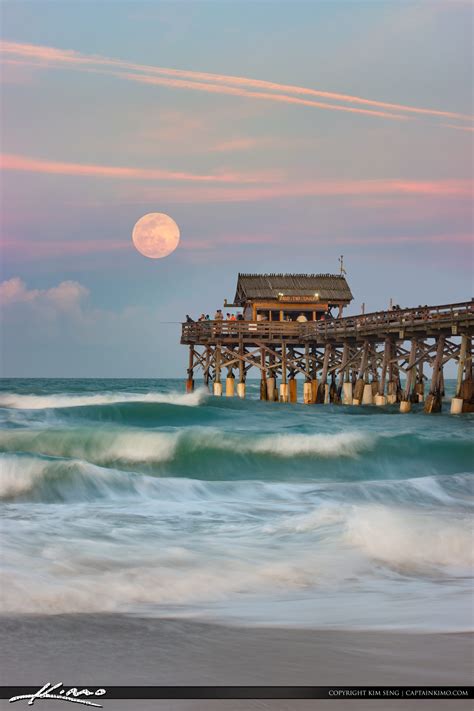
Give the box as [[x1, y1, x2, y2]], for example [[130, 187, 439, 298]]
[[1, 614, 472, 710]]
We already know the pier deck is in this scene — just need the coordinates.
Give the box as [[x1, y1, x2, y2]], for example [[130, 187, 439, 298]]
[[181, 300, 474, 413]]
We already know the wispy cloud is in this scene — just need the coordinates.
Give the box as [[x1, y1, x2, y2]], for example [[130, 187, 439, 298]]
[[314, 233, 473, 247], [134, 178, 473, 204], [2, 41, 471, 124], [211, 137, 266, 153], [442, 124, 474, 133], [1, 153, 275, 184]]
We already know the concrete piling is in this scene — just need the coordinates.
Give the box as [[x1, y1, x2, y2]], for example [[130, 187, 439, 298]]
[[450, 397, 463, 414], [387, 381, 397, 405], [362, 383, 373, 405], [352, 378, 364, 405], [279, 383, 289, 403], [226, 373, 235, 397], [342, 382, 353, 405]]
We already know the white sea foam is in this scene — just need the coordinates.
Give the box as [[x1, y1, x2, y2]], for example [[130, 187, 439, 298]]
[[248, 431, 374, 457], [0, 428, 376, 469], [0, 388, 207, 409], [182, 428, 375, 458], [0, 456, 49, 498], [0, 430, 179, 466], [345, 504, 474, 571]]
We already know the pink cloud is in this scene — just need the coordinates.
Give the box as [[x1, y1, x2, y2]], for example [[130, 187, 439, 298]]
[[134, 178, 473, 204], [1, 153, 276, 184], [313, 233, 473, 247], [211, 137, 270, 152], [442, 124, 474, 133], [115, 71, 409, 120], [3, 41, 471, 123]]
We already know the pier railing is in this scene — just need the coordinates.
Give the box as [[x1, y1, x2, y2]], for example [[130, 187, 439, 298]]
[[301, 300, 474, 340], [181, 301, 474, 345], [181, 319, 301, 344]]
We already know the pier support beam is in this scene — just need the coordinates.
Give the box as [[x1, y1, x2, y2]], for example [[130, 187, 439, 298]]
[[353, 341, 369, 405], [310, 346, 318, 403], [267, 354, 277, 401], [186, 346, 195, 393], [204, 347, 211, 391], [289, 378, 298, 404], [266, 378, 276, 401], [225, 369, 235, 397], [414, 349, 425, 402], [451, 334, 470, 413], [342, 382, 353, 405], [400, 339, 417, 413], [303, 381, 312, 404], [213, 346, 222, 396], [387, 380, 397, 405], [279, 384, 289, 402], [339, 343, 351, 404], [280, 342, 289, 402], [303, 345, 312, 405], [375, 338, 390, 406], [317, 344, 331, 404], [362, 383, 373, 405], [260, 349, 268, 401], [425, 335, 444, 413], [387, 342, 403, 404], [237, 344, 246, 398]]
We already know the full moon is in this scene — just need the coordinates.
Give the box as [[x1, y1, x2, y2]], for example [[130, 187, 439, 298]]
[[132, 212, 180, 259]]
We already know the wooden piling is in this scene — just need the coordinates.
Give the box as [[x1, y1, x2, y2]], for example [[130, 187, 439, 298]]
[[186, 346, 195, 393], [317, 344, 331, 403], [353, 341, 369, 405], [400, 339, 417, 412], [424, 335, 444, 413], [213, 345, 222, 396], [280, 342, 289, 402], [260, 348, 268, 401]]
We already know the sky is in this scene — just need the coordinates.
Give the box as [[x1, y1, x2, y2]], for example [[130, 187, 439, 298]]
[[0, 0, 472, 377]]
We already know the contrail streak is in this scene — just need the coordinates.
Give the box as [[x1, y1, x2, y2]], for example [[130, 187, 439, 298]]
[[1, 41, 471, 123]]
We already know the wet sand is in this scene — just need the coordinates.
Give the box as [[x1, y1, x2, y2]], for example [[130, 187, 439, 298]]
[[1, 615, 472, 710]]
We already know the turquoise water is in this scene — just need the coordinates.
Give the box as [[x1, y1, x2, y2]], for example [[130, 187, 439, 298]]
[[0, 378, 473, 630]]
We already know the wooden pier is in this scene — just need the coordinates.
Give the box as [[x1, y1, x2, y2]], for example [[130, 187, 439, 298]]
[[181, 274, 474, 414]]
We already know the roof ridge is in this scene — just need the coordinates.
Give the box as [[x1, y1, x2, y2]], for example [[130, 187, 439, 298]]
[[238, 273, 345, 278]]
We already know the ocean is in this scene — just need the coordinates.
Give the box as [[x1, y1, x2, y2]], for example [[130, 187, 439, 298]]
[[1, 378, 473, 633]]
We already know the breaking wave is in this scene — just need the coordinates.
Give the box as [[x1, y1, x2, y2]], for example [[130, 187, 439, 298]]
[[0, 389, 207, 410], [0, 428, 375, 476], [1, 377, 473, 629]]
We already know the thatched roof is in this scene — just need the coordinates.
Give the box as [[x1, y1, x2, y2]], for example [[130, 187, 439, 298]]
[[234, 273, 353, 305]]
